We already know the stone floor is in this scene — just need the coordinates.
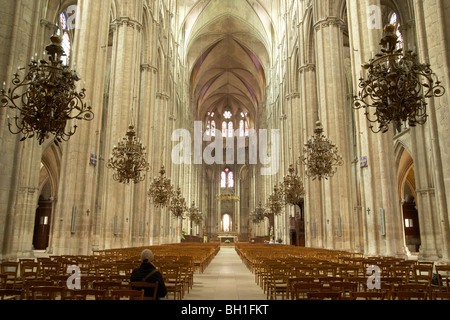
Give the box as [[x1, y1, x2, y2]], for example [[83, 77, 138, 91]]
[[183, 246, 267, 300]]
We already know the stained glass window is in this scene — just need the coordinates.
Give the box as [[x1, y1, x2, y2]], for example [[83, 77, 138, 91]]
[[389, 12, 404, 50], [239, 120, 244, 137], [57, 12, 71, 66], [211, 120, 216, 137], [245, 121, 249, 136], [228, 121, 233, 138], [60, 12, 68, 31], [228, 171, 234, 188], [206, 121, 211, 136], [221, 172, 226, 188], [221, 168, 234, 188], [224, 111, 232, 119], [222, 122, 227, 137]]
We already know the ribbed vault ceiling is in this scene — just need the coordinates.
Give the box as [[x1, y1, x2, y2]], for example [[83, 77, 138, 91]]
[[183, 0, 273, 123]]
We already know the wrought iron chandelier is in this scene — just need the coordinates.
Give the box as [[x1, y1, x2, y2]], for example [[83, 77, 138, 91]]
[[106, 121, 149, 184], [169, 187, 187, 219], [188, 201, 203, 226], [0, 34, 93, 145], [148, 166, 174, 208], [354, 24, 445, 133], [250, 201, 267, 224], [281, 164, 306, 207], [301, 121, 344, 181], [266, 185, 284, 216]]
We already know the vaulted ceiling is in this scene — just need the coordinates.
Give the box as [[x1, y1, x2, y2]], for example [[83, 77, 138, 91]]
[[181, 0, 274, 124]]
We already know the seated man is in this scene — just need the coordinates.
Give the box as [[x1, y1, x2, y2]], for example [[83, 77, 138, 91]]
[[130, 249, 167, 299]]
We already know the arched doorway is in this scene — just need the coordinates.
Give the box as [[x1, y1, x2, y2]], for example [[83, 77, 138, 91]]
[[397, 148, 421, 253], [33, 178, 53, 250], [33, 144, 61, 251]]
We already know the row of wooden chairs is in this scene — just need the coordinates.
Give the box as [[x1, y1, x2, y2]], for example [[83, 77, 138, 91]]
[[235, 243, 450, 300], [0, 279, 159, 300], [0, 243, 220, 300]]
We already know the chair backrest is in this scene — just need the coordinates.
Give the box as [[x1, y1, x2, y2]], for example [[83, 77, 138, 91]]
[[111, 289, 144, 300], [433, 292, 450, 300], [414, 265, 433, 284], [435, 265, 450, 288], [130, 281, 158, 300], [307, 291, 341, 300], [30, 286, 65, 300], [0, 289, 24, 300], [395, 291, 427, 300], [24, 280, 54, 299], [350, 292, 384, 300], [69, 289, 107, 300]]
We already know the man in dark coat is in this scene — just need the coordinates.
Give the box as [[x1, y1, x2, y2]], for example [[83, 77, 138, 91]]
[[130, 249, 167, 299]]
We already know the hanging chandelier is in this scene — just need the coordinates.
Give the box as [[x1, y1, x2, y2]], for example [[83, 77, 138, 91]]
[[250, 201, 267, 224], [169, 188, 187, 218], [0, 34, 93, 145], [281, 164, 306, 207], [301, 121, 344, 181], [266, 185, 284, 216], [354, 24, 445, 133], [106, 121, 149, 184], [188, 201, 203, 226], [148, 166, 174, 208]]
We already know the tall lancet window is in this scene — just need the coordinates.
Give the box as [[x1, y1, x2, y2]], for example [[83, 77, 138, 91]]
[[222, 121, 227, 137], [57, 11, 72, 66], [389, 12, 404, 50], [211, 120, 216, 137], [221, 168, 234, 188]]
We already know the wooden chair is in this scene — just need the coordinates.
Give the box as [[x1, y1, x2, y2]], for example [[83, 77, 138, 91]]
[[350, 292, 384, 300], [30, 286, 66, 300], [435, 265, 450, 292], [432, 292, 450, 300], [0, 289, 24, 300], [394, 291, 427, 300], [110, 289, 144, 300], [163, 266, 183, 300], [287, 277, 316, 300], [307, 291, 341, 300], [92, 281, 123, 298], [0, 274, 7, 289], [268, 271, 289, 300], [328, 281, 358, 299], [40, 261, 59, 280], [68, 289, 107, 300], [293, 283, 323, 300], [130, 281, 159, 300], [79, 275, 106, 289], [19, 261, 39, 283], [23, 280, 54, 299], [109, 274, 130, 286], [391, 267, 411, 284], [414, 264, 433, 286], [1, 262, 19, 289], [394, 284, 429, 300]]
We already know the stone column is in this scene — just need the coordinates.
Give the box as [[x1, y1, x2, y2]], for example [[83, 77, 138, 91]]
[[314, 16, 355, 251], [413, 0, 450, 260], [49, 0, 111, 255], [347, 0, 407, 257]]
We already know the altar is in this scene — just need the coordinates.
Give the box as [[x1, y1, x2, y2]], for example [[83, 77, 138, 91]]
[[216, 232, 239, 243]]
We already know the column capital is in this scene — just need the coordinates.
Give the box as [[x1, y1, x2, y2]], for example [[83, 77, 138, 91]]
[[112, 17, 143, 31], [314, 17, 345, 31], [141, 63, 158, 73], [298, 63, 316, 73]]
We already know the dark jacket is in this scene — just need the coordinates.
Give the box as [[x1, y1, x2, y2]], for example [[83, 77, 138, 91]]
[[130, 262, 167, 298]]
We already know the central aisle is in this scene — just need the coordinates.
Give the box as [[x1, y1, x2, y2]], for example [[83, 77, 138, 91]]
[[183, 246, 267, 300]]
